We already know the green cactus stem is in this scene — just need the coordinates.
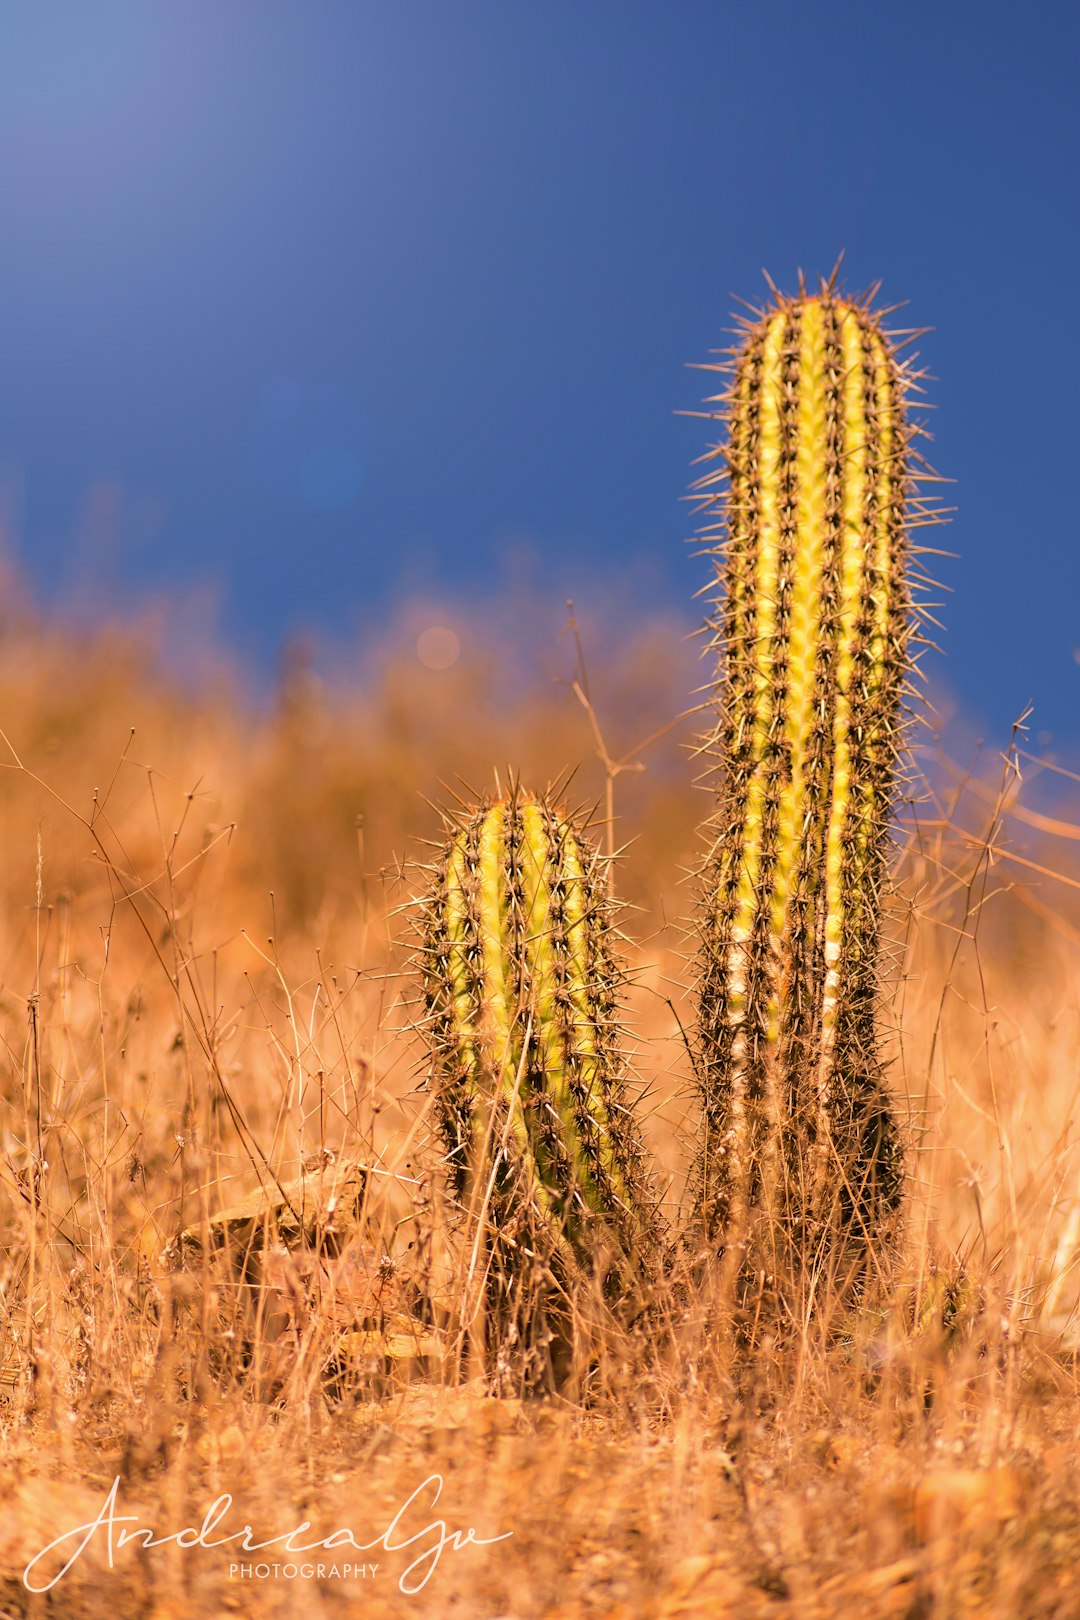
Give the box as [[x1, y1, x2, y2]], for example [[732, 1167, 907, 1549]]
[[691, 277, 939, 1278], [417, 787, 663, 1298]]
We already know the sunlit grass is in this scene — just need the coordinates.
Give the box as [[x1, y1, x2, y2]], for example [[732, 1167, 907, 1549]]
[[0, 591, 1077, 1617]]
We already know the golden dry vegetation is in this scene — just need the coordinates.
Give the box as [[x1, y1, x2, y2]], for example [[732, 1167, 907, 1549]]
[[0, 581, 1078, 1619]]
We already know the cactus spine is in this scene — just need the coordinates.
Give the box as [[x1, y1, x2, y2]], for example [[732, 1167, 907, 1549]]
[[418, 788, 662, 1297], [693, 280, 929, 1274]]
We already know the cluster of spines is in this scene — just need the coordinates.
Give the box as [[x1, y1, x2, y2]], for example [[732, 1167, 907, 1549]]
[[417, 787, 663, 1286], [690, 276, 941, 1269]]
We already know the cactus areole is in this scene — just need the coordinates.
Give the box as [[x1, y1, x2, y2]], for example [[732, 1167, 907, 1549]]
[[419, 789, 660, 1277], [694, 281, 929, 1263]]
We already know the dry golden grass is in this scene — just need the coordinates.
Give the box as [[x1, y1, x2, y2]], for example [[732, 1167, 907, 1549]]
[[0, 587, 1078, 1618]]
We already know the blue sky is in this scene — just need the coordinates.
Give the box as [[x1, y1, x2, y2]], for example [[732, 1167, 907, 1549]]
[[0, 2, 1077, 752]]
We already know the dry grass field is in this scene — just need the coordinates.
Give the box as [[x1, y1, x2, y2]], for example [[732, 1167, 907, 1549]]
[[0, 583, 1078, 1619]]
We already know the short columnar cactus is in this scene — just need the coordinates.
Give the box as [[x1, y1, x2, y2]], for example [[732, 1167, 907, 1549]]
[[692, 279, 933, 1276], [417, 788, 663, 1296]]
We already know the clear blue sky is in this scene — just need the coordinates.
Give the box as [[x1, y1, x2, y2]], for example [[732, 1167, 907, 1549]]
[[1, 2, 1077, 750]]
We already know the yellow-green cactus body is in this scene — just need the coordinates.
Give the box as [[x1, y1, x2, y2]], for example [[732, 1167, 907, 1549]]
[[694, 285, 917, 1263], [420, 789, 661, 1277]]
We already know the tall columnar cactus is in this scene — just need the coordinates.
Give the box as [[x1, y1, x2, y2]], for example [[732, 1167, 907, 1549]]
[[692, 279, 934, 1277], [417, 787, 663, 1303]]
